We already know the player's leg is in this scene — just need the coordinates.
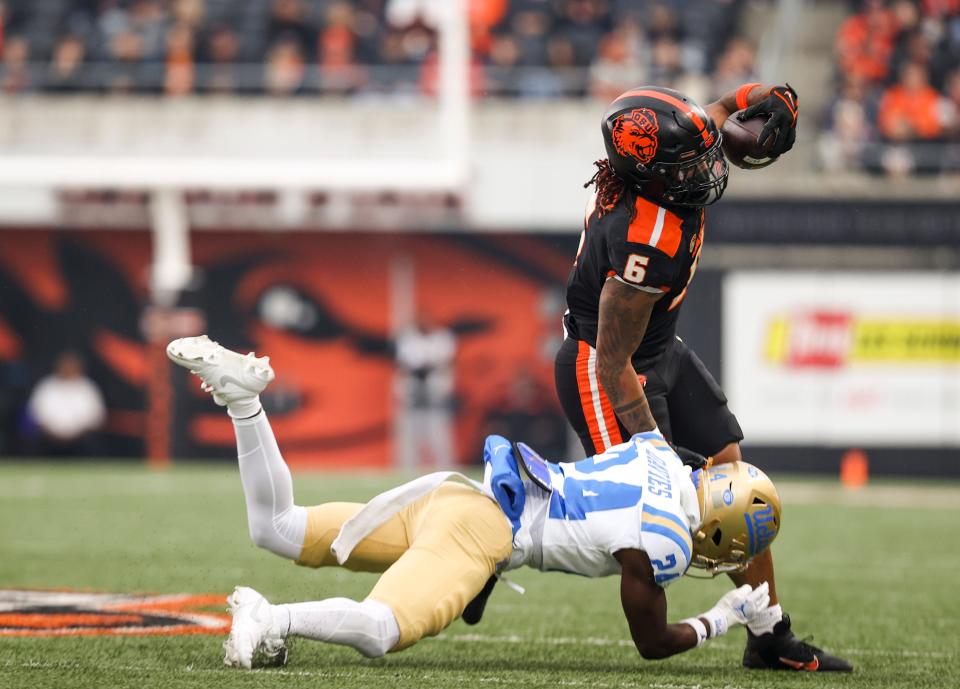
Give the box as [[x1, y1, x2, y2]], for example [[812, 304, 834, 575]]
[[167, 336, 422, 668], [365, 483, 513, 650], [222, 584, 402, 668], [167, 335, 307, 560], [223, 498, 419, 669], [260, 486, 502, 660], [662, 340, 776, 606], [231, 411, 308, 559], [665, 340, 852, 672], [663, 346, 772, 597], [296, 501, 410, 572], [236, 483, 511, 665], [663, 338, 743, 458]]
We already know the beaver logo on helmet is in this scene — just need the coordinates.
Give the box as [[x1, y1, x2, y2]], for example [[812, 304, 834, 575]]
[[611, 108, 660, 165], [600, 87, 728, 206]]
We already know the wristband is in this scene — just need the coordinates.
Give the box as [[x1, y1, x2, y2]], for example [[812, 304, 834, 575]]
[[701, 606, 730, 638], [680, 617, 708, 647], [735, 82, 761, 111]]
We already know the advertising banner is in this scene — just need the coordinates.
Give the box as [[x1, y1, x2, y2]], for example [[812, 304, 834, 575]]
[[724, 272, 960, 446]]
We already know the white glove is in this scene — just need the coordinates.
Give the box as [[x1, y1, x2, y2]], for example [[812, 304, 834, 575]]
[[703, 582, 770, 638]]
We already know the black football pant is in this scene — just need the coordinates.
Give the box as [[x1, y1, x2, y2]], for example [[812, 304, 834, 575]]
[[554, 335, 743, 458]]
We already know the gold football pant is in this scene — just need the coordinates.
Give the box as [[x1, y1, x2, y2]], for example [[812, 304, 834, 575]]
[[296, 482, 513, 651]]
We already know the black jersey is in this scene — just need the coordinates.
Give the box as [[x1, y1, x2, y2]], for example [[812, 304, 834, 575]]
[[562, 192, 705, 370]]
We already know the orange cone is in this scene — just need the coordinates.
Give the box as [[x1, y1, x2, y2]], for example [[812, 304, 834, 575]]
[[840, 449, 869, 489]]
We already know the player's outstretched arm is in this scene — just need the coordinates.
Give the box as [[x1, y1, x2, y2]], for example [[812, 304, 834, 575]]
[[705, 83, 769, 127], [617, 549, 772, 660], [705, 83, 799, 156], [596, 277, 660, 435], [616, 549, 699, 659]]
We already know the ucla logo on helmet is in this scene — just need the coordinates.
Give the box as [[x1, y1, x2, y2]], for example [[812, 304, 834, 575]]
[[745, 504, 777, 556]]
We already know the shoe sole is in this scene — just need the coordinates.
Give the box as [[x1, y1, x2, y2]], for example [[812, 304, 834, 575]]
[[166, 336, 221, 368], [166, 337, 275, 386]]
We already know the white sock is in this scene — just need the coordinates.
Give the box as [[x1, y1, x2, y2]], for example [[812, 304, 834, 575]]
[[273, 598, 400, 658], [227, 395, 263, 420], [232, 411, 307, 560], [747, 603, 783, 636]]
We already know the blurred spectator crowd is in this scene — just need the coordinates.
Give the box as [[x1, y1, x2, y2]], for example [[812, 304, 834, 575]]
[[0, 0, 751, 99], [824, 0, 960, 175]]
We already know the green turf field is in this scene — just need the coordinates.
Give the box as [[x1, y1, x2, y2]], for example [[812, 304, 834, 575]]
[[1, 463, 958, 689]]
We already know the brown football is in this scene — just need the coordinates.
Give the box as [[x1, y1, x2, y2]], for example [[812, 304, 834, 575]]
[[721, 110, 777, 169]]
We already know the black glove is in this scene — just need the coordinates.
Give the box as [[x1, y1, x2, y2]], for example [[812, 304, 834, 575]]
[[738, 83, 798, 157], [670, 443, 709, 470]]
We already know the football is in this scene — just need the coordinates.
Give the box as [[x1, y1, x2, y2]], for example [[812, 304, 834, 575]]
[[721, 110, 777, 169]]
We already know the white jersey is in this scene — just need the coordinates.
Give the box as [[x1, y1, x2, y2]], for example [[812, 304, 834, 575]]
[[506, 430, 700, 587]]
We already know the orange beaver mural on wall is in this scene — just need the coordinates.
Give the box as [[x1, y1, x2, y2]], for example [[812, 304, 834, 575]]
[[0, 230, 574, 468]]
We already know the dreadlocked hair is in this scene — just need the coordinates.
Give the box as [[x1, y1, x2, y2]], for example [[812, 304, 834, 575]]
[[584, 159, 635, 219]]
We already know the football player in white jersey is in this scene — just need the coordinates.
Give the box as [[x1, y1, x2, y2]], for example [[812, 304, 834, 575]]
[[168, 336, 785, 669]]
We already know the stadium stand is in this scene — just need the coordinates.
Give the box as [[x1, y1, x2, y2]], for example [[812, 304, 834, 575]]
[[0, 0, 748, 98], [824, 0, 960, 175]]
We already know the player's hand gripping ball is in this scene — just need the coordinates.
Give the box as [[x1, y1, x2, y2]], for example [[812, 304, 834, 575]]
[[721, 84, 798, 169]]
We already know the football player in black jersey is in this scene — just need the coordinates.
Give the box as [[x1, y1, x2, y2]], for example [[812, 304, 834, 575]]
[[466, 83, 852, 673], [557, 86, 740, 461], [554, 84, 850, 672]]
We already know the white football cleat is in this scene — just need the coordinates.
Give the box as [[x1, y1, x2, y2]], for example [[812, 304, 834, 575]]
[[166, 335, 274, 411], [223, 586, 288, 670]]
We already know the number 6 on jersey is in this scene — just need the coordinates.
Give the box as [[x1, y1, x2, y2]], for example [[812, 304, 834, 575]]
[[623, 254, 650, 284]]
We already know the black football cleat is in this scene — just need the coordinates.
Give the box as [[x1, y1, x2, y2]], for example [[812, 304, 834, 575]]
[[461, 575, 497, 625], [743, 615, 853, 672]]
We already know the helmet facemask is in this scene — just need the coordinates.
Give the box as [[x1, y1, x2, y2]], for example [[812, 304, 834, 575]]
[[689, 461, 782, 577], [638, 136, 729, 207]]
